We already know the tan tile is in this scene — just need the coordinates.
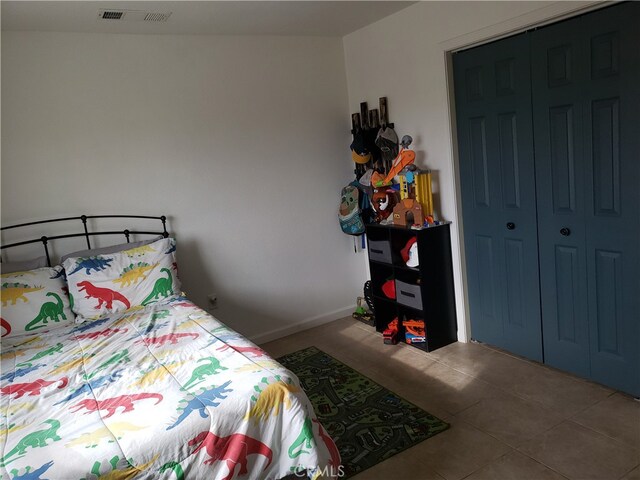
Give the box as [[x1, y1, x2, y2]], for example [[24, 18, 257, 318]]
[[464, 451, 566, 480], [421, 362, 505, 415], [426, 341, 498, 378], [356, 444, 446, 479], [518, 421, 639, 480], [457, 392, 563, 447], [622, 465, 640, 480], [470, 352, 612, 418], [571, 393, 640, 451], [288, 332, 501, 419], [414, 418, 512, 480]]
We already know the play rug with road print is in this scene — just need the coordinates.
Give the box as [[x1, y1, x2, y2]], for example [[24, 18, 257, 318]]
[[278, 346, 449, 478]]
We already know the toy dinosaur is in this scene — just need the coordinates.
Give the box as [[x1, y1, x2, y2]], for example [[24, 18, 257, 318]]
[[70, 393, 163, 418], [141, 268, 174, 306], [113, 262, 157, 288], [77, 281, 130, 311], [1, 283, 43, 306], [134, 332, 199, 348], [188, 430, 272, 480], [67, 257, 113, 276], [17, 343, 63, 368], [1, 377, 68, 399], [182, 357, 227, 390], [0, 419, 61, 466], [25, 292, 67, 331], [166, 380, 233, 430], [288, 417, 315, 458]]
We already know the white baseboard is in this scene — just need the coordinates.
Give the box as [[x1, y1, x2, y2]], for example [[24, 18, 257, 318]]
[[250, 305, 356, 345]]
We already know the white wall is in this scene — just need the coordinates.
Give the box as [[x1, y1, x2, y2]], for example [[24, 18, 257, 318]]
[[343, 1, 601, 341], [1, 31, 368, 342]]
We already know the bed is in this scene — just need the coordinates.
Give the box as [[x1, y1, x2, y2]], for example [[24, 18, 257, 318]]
[[0, 216, 339, 480]]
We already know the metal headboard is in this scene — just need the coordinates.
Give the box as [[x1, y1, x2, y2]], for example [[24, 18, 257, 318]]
[[1, 214, 169, 267]]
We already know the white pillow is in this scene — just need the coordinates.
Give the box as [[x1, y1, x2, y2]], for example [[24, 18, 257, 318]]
[[1, 266, 75, 337], [63, 237, 181, 320], [59, 236, 162, 263], [1, 256, 48, 274]]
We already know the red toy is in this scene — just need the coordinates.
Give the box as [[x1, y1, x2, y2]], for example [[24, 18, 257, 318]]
[[381, 279, 396, 299], [400, 237, 419, 267], [383, 318, 399, 345]]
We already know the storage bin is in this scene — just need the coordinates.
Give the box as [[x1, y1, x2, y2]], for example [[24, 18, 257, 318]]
[[395, 280, 423, 310], [368, 239, 392, 264]]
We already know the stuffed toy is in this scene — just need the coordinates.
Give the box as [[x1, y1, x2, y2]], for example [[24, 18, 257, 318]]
[[372, 188, 397, 222]]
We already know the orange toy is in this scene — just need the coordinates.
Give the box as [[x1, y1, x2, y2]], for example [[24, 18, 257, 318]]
[[382, 148, 416, 184], [402, 319, 426, 344]]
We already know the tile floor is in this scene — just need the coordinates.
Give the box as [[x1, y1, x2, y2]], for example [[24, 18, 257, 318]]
[[262, 317, 640, 480]]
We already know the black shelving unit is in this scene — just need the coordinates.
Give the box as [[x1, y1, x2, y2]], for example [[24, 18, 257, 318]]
[[366, 222, 457, 352]]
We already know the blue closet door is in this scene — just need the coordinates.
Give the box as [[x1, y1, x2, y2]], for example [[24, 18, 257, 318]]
[[454, 33, 543, 362], [531, 17, 590, 378], [532, 3, 640, 395], [581, 3, 639, 396]]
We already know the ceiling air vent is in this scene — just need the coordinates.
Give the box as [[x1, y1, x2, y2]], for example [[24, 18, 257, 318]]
[[143, 12, 172, 22], [100, 10, 124, 20], [97, 10, 172, 22]]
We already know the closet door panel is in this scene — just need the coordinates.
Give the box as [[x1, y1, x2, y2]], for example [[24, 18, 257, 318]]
[[532, 22, 591, 377], [533, 3, 640, 392], [582, 2, 640, 396], [454, 33, 543, 361]]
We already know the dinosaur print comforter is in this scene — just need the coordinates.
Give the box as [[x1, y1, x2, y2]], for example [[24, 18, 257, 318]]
[[0, 297, 339, 479]]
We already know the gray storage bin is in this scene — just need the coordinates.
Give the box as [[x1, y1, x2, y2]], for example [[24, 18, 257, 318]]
[[395, 280, 423, 310], [368, 239, 392, 263]]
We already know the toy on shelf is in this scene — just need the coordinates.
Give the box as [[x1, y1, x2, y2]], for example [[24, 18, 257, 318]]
[[400, 237, 419, 268], [402, 319, 426, 344], [347, 99, 441, 230], [392, 198, 425, 228], [383, 317, 399, 345], [414, 171, 434, 217], [371, 188, 397, 222], [383, 135, 416, 185]]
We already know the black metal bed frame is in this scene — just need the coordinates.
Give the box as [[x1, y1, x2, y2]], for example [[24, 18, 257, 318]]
[[1, 214, 169, 266]]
